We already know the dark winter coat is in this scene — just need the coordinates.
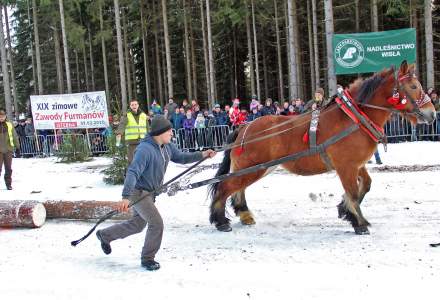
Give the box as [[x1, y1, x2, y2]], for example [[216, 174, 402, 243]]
[[246, 112, 261, 122], [213, 111, 227, 126], [261, 106, 276, 116], [15, 124, 26, 137], [122, 135, 203, 198], [170, 112, 185, 130]]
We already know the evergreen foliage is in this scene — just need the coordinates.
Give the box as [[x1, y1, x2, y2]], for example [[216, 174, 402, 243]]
[[55, 134, 91, 163], [102, 142, 127, 185]]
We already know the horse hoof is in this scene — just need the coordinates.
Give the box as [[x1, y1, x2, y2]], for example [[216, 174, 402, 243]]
[[239, 211, 256, 225], [354, 226, 370, 235], [216, 223, 232, 232]]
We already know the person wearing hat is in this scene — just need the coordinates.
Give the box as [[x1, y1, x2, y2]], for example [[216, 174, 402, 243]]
[[96, 115, 216, 271], [304, 87, 328, 112], [0, 109, 20, 190]]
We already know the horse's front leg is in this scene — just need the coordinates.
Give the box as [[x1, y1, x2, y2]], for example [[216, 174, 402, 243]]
[[336, 167, 371, 235], [357, 166, 372, 204], [338, 165, 372, 216]]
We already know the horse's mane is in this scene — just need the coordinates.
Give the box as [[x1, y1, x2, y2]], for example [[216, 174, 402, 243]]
[[348, 67, 394, 104]]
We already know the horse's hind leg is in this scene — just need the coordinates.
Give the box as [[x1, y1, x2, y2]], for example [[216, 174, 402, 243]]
[[210, 171, 266, 232], [336, 167, 371, 235], [231, 190, 255, 225], [210, 181, 233, 232]]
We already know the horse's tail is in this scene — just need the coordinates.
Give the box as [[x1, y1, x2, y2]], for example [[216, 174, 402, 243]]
[[208, 128, 240, 223]]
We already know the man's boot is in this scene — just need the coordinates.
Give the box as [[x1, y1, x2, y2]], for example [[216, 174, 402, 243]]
[[96, 230, 112, 255], [141, 259, 160, 271]]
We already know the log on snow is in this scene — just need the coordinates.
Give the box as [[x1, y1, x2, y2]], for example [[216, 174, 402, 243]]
[[43, 201, 132, 220], [0, 200, 46, 228]]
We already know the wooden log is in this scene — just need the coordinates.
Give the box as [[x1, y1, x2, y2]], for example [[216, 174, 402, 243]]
[[0, 200, 46, 228], [43, 201, 131, 220]]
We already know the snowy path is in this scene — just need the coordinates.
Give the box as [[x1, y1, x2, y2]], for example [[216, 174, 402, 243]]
[[1, 142, 440, 299]]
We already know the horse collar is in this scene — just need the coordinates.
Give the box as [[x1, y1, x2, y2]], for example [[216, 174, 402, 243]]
[[336, 90, 385, 144]]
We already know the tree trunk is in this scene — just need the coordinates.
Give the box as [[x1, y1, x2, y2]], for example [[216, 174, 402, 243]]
[[59, 0, 72, 93], [27, 0, 38, 95], [189, 11, 198, 100], [88, 25, 96, 91], [162, 0, 174, 98], [153, 0, 164, 104], [232, 27, 238, 97], [99, 1, 111, 113], [114, 0, 127, 114], [3, 7, 18, 117], [355, 0, 360, 32], [307, 0, 315, 95], [410, 1, 419, 78], [371, 0, 378, 31], [262, 37, 268, 100], [251, 0, 261, 101], [183, 0, 193, 101], [44, 201, 131, 220], [245, 5, 255, 99], [287, 0, 298, 99], [274, 0, 284, 102], [132, 58, 137, 100], [140, 0, 152, 108], [0, 200, 46, 228], [122, 9, 132, 101], [292, 0, 303, 99], [229, 34, 235, 99], [0, 6, 13, 119], [53, 25, 64, 94], [75, 50, 81, 91], [324, 0, 336, 96], [285, 1, 291, 90], [33, 0, 43, 94], [82, 42, 90, 91], [200, 0, 211, 106], [205, 0, 216, 108], [424, 0, 434, 89], [312, 0, 320, 89]]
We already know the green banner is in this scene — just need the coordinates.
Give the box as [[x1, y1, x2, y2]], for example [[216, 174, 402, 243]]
[[333, 28, 416, 75]]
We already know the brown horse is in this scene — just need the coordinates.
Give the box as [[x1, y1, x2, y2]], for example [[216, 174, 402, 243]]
[[209, 61, 436, 234]]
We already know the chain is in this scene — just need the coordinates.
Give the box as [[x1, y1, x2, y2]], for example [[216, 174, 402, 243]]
[[166, 163, 220, 196]]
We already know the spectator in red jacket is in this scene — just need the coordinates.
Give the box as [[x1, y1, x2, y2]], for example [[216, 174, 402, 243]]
[[229, 99, 241, 126]]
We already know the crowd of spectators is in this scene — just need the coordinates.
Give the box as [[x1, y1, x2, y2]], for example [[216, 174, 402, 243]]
[[9, 86, 440, 155]]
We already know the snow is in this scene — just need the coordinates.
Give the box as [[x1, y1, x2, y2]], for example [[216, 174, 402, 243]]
[[1, 141, 440, 299]]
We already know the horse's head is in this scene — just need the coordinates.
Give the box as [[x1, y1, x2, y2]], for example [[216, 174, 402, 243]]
[[390, 61, 436, 125]]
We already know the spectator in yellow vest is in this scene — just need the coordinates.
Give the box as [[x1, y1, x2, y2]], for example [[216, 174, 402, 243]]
[[116, 100, 149, 164], [0, 109, 20, 190]]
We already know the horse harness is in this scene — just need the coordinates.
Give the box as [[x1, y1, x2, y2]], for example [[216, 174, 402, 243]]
[[161, 71, 429, 196]]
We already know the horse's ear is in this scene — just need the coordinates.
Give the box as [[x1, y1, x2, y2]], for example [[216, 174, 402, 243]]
[[399, 60, 409, 75]]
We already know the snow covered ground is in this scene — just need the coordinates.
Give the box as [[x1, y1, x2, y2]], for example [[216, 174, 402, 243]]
[[1, 141, 440, 299]]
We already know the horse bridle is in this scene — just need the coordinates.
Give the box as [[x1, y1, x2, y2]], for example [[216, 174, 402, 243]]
[[360, 69, 429, 120]]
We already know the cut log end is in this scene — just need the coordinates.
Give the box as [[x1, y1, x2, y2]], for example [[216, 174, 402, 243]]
[[32, 203, 46, 228], [0, 200, 47, 228]]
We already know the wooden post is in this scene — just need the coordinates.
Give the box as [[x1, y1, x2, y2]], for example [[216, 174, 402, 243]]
[[0, 200, 46, 228]]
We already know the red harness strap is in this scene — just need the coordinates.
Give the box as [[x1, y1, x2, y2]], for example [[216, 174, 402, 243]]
[[335, 90, 385, 143]]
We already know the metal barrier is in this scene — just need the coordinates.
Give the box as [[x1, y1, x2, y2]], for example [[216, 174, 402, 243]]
[[87, 132, 109, 154], [13, 118, 440, 158], [177, 125, 230, 151], [384, 113, 440, 142]]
